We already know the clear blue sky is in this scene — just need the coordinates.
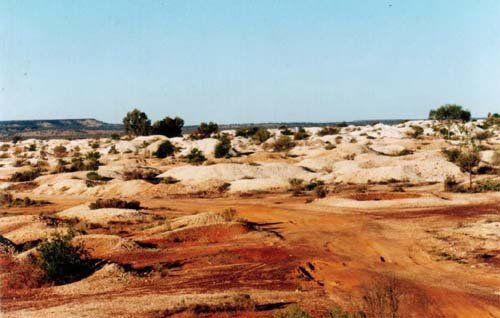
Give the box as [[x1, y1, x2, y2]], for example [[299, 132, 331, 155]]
[[1, 1, 499, 124]]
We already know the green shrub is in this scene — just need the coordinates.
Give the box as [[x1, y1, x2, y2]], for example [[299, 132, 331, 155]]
[[154, 140, 175, 158], [214, 136, 232, 158], [429, 104, 471, 121], [0, 192, 48, 207], [280, 126, 294, 136], [151, 116, 184, 137], [252, 128, 271, 143], [37, 232, 93, 284], [110, 133, 120, 140], [123, 108, 151, 136], [473, 179, 500, 192], [186, 148, 206, 164], [86, 171, 110, 182], [89, 198, 141, 210]]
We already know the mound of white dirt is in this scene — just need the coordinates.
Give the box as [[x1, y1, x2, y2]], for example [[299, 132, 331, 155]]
[[57, 204, 142, 224], [158, 162, 319, 184], [331, 151, 464, 183], [170, 212, 227, 230]]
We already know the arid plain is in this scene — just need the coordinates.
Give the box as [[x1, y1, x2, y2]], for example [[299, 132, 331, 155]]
[[1, 118, 499, 317]]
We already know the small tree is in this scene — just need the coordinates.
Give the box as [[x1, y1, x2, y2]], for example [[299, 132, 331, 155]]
[[294, 127, 309, 140], [429, 104, 471, 121], [151, 116, 184, 137], [214, 135, 232, 158], [123, 108, 151, 136], [37, 231, 92, 284], [154, 140, 175, 158], [457, 148, 480, 190], [191, 122, 219, 140]]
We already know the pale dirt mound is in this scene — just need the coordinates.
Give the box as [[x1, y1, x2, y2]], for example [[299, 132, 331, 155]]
[[57, 204, 142, 225], [2, 217, 62, 245], [297, 144, 367, 171], [90, 179, 156, 197], [229, 178, 289, 192], [177, 138, 219, 158], [158, 162, 320, 185], [73, 234, 139, 257], [0, 215, 34, 234], [369, 144, 408, 156], [315, 192, 500, 210], [145, 223, 250, 246], [331, 151, 464, 183], [144, 179, 227, 196], [33, 178, 89, 196], [170, 212, 227, 230]]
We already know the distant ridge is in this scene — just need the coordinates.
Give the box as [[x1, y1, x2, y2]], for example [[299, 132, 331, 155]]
[[0, 118, 122, 140], [0, 118, 412, 140]]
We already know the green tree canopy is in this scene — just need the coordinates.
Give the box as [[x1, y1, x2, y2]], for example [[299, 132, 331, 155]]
[[429, 104, 471, 121], [123, 108, 151, 136]]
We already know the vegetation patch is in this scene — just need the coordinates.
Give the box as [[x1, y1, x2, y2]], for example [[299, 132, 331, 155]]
[[89, 198, 141, 210]]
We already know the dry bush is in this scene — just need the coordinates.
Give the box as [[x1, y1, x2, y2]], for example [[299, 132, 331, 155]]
[[10, 168, 41, 182], [123, 169, 158, 182], [0, 254, 44, 291], [53, 145, 68, 158], [89, 198, 141, 210], [0, 192, 49, 207], [362, 276, 402, 318], [318, 126, 341, 136], [273, 135, 296, 152], [220, 208, 237, 222]]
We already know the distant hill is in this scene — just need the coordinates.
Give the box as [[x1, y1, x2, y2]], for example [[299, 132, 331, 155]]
[[0, 118, 411, 140], [0, 119, 123, 140]]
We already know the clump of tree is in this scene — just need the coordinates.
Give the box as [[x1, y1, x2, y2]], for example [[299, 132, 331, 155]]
[[151, 116, 184, 137], [123, 108, 151, 136], [191, 122, 219, 140], [214, 135, 232, 158], [429, 104, 471, 121], [186, 148, 206, 164], [154, 140, 176, 158], [36, 231, 94, 285]]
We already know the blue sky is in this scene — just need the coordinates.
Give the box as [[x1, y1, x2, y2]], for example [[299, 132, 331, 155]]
[[1, 1, 499, 124]]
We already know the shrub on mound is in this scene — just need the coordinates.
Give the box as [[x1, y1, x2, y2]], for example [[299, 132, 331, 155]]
[[273, 135, 296, 152], [154, 140, 176, 158], [10, 168, 41, 182], [89, 198, 141, 210], [186, 148, 206, 164], [214, 136, 232, 158], [37, 232, 93, 284]]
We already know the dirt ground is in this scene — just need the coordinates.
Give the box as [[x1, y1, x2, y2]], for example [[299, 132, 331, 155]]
[[1, 187, 499, 318]]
